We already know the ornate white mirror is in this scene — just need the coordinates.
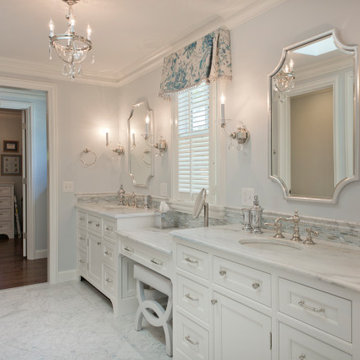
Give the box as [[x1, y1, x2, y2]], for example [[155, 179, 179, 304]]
[[128, 100, 154, 187], [269, 30, 359, 203]]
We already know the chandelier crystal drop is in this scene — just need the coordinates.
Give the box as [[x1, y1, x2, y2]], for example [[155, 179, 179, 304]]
[[49, 0, 93, 80], [273, 59, 295, 93]]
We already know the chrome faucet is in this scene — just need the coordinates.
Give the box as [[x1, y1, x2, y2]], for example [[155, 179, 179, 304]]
[[118, 185, 126, 205], [303, 228, 318, 245], [286, 210, 302, 242]]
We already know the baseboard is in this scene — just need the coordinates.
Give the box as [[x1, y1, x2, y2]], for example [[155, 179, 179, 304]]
[[33, 249, 48, 259], [57, 269, 77, 283]]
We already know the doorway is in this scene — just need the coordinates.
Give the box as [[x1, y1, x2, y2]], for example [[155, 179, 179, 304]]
[[0, 89, 48, 289]]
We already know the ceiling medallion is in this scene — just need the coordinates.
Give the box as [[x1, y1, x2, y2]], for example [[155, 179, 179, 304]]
[[49, 0, 94, 79]]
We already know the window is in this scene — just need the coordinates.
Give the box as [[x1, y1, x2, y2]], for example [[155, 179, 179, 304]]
[[173, 82, 215, 202]]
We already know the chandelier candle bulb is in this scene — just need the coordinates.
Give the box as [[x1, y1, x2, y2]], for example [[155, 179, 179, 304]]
[[49, 19, 55, 37], [220, 94, 226, 127], [106, 132, 109, 147], [87, 25, 92, 41]]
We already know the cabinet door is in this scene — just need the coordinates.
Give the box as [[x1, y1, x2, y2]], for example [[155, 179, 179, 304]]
[[213, 292, 272, 360], [88, 233, 103, 285]]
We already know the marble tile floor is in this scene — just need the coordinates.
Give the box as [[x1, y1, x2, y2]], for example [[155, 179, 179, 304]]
[[0, 280, 169, 360]]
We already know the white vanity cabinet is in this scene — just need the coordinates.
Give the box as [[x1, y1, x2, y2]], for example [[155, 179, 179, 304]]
[[76, 208, 142, 315], [173, 237, 359, 360]]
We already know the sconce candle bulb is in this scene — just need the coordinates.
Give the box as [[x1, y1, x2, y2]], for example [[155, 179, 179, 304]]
[[145, 115, 150, 139], [86, 24, 92, 41], [49, 19, 55, 36], [220, 94, 226, 127]]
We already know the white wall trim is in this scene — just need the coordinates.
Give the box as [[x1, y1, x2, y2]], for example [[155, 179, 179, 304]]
[[0, 76, 59, 284], [0, 0, 287, 89], [34, 249, 48, 259], [57, 269, 77, 283]]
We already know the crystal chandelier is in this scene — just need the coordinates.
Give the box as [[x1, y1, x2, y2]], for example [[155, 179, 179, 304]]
[[49, 0, 94, 79], [273, 59, 295, 93]]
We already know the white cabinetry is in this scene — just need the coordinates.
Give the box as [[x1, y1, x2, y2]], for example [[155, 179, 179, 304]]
[[0, 183, 14, 238], [213, 292, 271, 360], [76, 209, 139, 315], [173, 238, 358, 360]]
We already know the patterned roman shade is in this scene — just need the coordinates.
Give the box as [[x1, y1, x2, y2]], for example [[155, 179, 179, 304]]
[[159, 27, 232, 98]]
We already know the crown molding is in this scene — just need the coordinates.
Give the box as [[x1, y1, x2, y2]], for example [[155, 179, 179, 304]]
[[0, 0, 287, 88]]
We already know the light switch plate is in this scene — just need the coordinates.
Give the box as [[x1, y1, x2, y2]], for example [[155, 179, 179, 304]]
[[63, 181, 74, 193], [241, 187, 255, 206], [160, 182, 168, 197]]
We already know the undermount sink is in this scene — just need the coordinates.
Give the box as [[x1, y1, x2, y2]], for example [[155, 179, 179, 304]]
[[239, 238, 302, 251]]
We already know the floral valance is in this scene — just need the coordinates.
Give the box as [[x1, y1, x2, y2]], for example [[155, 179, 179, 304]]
[[159, 27, 232, 98]]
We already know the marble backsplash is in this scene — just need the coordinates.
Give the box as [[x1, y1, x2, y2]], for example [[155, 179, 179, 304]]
[[75, 192, 360, 248]]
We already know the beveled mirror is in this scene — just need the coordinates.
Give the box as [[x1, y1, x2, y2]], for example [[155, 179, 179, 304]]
[[269, 30, 359, 203], [128, 100, 154, 187]]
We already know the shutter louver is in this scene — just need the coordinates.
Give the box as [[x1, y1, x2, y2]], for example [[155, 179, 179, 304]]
[[177, 82, 210, 196]]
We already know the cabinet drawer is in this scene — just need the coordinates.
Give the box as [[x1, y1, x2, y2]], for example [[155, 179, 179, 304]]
[[77, 230, 87, 250], [0, 197, 11, 209], [279, 278, 352, 342], [175, 313, 209, 360], [279, 323, 352, 360], [102, 264, 116, 296], [213, 256, 271, 306], [0, 209, 11, 221], [77, 211, 87, 229], [78, 248, 88, 275], [176, 244, 209, 280], [87, 214, 102, 233], [0, 222, 12, 234], [121, 239, 170, 277], [177, 275, 210, 323], [102, 238, 116, 267], [103, 219, 116, 239], [0, 187, 11, 197]]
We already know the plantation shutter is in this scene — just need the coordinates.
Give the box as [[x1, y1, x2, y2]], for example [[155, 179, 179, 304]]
[[177, 82, 210, 196]]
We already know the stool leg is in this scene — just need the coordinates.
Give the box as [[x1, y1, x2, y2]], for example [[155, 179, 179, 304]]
[[163, 322, 173, 357], [135, 306, 144, 331]]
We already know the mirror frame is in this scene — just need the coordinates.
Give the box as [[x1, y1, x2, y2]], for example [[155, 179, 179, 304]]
[[268, 29, 359, 204], [127, 99, 154, 187]]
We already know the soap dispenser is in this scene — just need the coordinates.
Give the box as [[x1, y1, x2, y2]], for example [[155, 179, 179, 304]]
[[250, 195, 263, 233]]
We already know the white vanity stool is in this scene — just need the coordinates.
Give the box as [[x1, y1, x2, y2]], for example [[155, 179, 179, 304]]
[[134, 264, 173, 357]]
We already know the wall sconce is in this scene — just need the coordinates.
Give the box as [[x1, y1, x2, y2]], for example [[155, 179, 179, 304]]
[[230, 126, 250, 145], [154, 137, 168, 157], [112, 145, 125, 156]]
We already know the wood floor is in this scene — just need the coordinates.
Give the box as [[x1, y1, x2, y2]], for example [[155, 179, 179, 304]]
[[0, 237, 47, 290]]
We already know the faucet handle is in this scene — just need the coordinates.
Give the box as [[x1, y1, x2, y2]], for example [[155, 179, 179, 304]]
[[303, 228, 318, 245], [265, 219, 285, 239]]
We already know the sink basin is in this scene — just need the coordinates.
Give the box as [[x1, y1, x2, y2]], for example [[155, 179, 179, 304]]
[[239, 238, 302, 251]]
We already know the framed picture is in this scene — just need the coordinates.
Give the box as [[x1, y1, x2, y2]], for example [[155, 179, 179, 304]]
[[3, 140, 19, 152], [1, 155, 22, 176]]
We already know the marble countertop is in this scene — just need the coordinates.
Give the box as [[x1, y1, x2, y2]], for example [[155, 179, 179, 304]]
[[171, 224, 360, 292], [76, 203, 157, 219], [117, 227, 174, 255]]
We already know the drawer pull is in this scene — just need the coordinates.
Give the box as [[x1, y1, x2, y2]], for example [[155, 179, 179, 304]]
[[97, 241, 102, 246], [124, 246, 133, 253], [88, 220, 93, 224], [79, 236, 86, 241], [79, 259, 86, 264], [185, 335, 199, 346], [105, 278, 113, 283], [184, 257, 198, 264], [219, 270, 227, 276], [96, 223, 100, 228], [185, 293, 199, 302], [106, 226, 113, 231], [151, 258, 163, 266], [252, 282, 260, 290], [298, 300, 325, 313], [299, 355, 306, 360], [104, 250, 112, 256], [211, 299, 218, 305]]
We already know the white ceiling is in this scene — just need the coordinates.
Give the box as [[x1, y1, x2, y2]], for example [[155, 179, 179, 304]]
[[0, 0, 285, 85]]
